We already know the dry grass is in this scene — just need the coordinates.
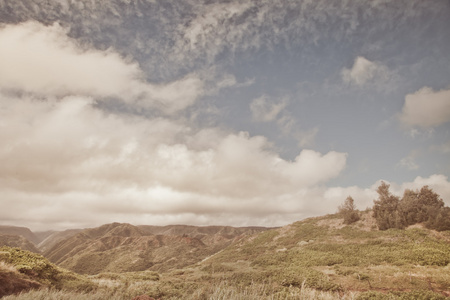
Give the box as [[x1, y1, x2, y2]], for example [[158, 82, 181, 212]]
[[1, 282, 354, 300], [0, 261, 18, 273]]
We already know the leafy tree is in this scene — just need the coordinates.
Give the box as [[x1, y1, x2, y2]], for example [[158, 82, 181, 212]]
[[373, 183, 449, 231], [372, 182, 404, 230], [338, 196, 360, 225], [399, 189, 420, 226], [426, 206, 450, 231], [399, 185, 444, 226]]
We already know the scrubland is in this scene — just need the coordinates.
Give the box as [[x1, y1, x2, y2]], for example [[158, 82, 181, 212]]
[[1, 212, 449, 299]]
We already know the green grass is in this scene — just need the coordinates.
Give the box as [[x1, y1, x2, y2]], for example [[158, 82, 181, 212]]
[[0, 246, 97, 292], [202, 214, 450, 295]]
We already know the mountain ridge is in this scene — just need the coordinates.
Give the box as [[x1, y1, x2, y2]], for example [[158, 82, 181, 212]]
[[39, 222, 271, 274]]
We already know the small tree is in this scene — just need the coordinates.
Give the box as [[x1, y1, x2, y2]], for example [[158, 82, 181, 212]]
[[373, 182, 404, 230], [338, 196, 360, 224]]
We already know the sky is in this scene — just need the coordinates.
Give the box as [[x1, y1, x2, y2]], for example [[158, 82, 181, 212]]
[[0, 0, 450, 231]]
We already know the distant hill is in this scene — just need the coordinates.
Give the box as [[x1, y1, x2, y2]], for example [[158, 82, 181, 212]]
[[138, 224, 270, 248], [0, 235, 40, 253], [0, 226, 39, 245], [43, 222, 270, 275], [37, 229, 82, 253]]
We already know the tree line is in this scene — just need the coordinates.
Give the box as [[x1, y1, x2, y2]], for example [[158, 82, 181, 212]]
[[339, 182, 450, 231]]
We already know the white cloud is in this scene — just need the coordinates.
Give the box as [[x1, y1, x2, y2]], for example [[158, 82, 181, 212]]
[[250, 95, 288, 122], [0, 90, 348, 230], [341, 56, 389, 86], [0, 22, 143, 97], [398, 87, 450, 128], [0, 21, 204, 114]]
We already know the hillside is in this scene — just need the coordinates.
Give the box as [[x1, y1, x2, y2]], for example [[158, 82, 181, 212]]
[[0, 226, 39, 245], [37, 229, 84, 253], [1, 213, 449, 299], [0, 235, 40, 253], [192, 211, 450, 297], [138, 225, 269, 248], [0, 246, 96, 298], [43, 223, 269, 275]]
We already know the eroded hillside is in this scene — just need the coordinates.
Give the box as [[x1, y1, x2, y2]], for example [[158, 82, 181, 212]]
[[43, 223, 270, 274]]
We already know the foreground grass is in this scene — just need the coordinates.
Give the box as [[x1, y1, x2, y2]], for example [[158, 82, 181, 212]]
[[1, 282, 354, 300], [205, 214, 450, 295], [3, 282, 448, 300]]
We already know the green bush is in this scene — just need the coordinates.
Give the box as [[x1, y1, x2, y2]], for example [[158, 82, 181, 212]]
[[0, 246, 59, 282], [278, 268, 342, 292], [0, 246, 97, 292]]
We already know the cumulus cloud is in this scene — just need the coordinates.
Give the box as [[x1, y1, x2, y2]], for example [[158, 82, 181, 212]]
[[0, 93, 348, 230], [341, 56, 389, 86], [1, 3, 448, 231], [0, 21, 204, 114], [250, 95, 288, 122], [398, 87, 450, 128]]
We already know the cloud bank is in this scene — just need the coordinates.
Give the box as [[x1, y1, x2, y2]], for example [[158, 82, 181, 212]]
[[0, 22, 204, 114], [0, 21, 350, 230], [0, 1, 449, 231]]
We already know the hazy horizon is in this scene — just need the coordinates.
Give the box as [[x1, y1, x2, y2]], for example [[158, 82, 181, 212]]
[[1, 0, 450, 231]]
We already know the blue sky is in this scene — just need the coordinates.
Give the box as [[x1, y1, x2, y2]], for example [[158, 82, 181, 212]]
[[0, 0, 449, 230]]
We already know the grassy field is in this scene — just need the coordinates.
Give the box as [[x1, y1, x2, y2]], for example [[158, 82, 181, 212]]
[[1, 212, 449, 299]]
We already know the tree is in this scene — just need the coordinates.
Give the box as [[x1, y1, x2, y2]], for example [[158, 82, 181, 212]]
[[399, 189, 420, 226], [399, 186, 445, 226], [338, 196, 360, 224], [372, 182, 449, 231], [372, 182, 404, 230], [426, 207, 450, 231]]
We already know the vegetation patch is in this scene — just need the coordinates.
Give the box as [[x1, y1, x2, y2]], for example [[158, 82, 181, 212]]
[[0, 246, 96, 295]]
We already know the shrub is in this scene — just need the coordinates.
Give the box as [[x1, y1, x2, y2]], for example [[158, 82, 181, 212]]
[[338, 196, 361, 225], [0, 246, 58, 283]]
